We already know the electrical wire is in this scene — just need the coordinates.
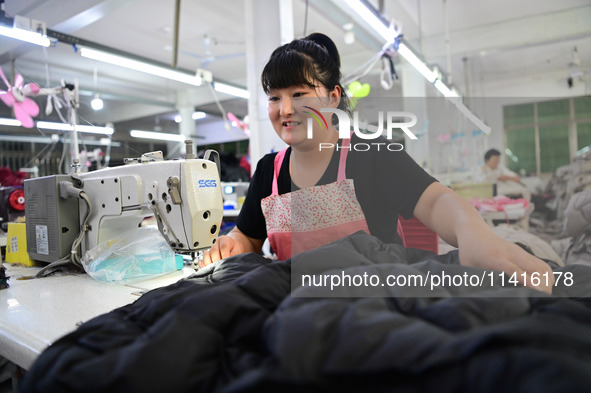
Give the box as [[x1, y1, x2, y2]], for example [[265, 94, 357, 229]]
[[342, 39, 402, 90], [11, 66, 140, 167], [58, 134, 69, 174], [342, 51, 383, 86], [70, 191, 93, 266], [34, 256, 75, 278], [207, 82, 230, 130], [23, 139, 57, 168], [303, 0, 309, 37]]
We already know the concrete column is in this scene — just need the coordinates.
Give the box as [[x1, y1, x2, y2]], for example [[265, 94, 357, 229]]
[[245, 0, 293, 173], [400, 63, 430, 170]]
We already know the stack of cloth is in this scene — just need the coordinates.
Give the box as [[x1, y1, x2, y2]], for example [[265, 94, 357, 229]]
[[552, 189, 591, 266], [530, 149, 591, 266]]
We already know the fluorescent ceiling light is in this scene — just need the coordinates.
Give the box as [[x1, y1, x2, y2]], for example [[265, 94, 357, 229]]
[[192, 111, 206, 120], [1, 118, 114, 135], [397, 43, 437, 83], [0, 25, 50, 47], [91, 95, 104, 111], [342, 0, 395, 42], [36, 121, 114, 135], [0, 118, 23, 126], [0, 134, 120, 146], [130, 130, 186, 142], [454, 101, 491, 135], [79, 47, 202, 87], [434, 79, 459, 98], [0, 135, 52, 143], [175, 111, 206, 123], [341, 0, 490, 135], [214, 82, 250, 99]]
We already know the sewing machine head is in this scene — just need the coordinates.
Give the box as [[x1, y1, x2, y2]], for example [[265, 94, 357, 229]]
[[25, 149, 224, 263], [78, 150, 223, 255]]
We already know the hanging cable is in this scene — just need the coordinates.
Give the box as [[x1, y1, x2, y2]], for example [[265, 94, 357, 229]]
[[207, 82, 229, 130], [303, 0, 309, 36], [70, 191, 93, 266]]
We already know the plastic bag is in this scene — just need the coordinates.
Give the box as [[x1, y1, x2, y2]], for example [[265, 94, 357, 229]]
[[81, 226, 177, 284]]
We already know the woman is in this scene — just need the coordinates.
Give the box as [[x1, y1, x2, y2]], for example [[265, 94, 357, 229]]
[[203, 33, 553, 293]]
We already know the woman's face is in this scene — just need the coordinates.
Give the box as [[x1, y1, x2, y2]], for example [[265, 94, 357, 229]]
[[267, 83, 340, 147]]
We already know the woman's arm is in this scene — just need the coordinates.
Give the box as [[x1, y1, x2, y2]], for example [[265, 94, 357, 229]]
[[201, 226, 265, 267], [413, 182, 554, 293]]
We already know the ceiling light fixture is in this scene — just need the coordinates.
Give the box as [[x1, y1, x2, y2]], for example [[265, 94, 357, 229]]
[[340, 0, 489, 134], [129, 130, 186, 142], [434, 79, 459, 98], [342, 0, 395, 42], [213, 82, 250, 99], [397, 43, 437, 84], [455, 101, 491, 134], [0, 25, 50, 47], [79, 47, 203, 87], [36, 121, 114, 135], [0, 118, 23, 127], [91, 94, 104, 110], [174, 111, 206, 123], [91, 66, 104, 111], [0, 117, 114, 134], [192, 111, 207, 120]]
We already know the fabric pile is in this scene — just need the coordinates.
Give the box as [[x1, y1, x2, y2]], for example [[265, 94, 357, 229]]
[[545, 149, 591, 223], [531, 150, 591, 266], [557, 188, 591, 266], [20, 232, 591, 393]]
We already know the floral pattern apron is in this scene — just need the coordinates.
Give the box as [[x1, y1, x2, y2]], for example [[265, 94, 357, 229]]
[[261, 138, 371, 260]]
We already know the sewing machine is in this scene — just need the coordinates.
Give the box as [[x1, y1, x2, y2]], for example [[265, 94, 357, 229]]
[[24, 150, 223, 263]]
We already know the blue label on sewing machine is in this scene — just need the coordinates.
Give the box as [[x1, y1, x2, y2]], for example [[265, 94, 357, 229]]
[[198, 179, 217, 188]]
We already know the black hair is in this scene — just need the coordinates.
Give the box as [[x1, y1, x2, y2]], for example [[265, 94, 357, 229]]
[[261, 33, 350, 113], [484, 148, 501, 162]]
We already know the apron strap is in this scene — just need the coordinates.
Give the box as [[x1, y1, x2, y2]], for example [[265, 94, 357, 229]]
[[337, 136, 351, 181], [272, 148, 288, 196], [273, 136, 352, 194]]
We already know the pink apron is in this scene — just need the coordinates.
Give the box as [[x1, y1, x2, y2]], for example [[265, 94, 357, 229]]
[[260, 138, 370, 260]]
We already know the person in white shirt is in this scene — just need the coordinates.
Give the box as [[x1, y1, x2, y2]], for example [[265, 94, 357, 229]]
[[480, 149, 530, 200]]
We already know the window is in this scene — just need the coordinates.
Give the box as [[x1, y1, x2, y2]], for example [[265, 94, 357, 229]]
[[505, 128, 536, 176], [504, 96, 591, 175], [578, 123, 591, 151], [575, 96, 591, 152], [539, 124, 570, 172]]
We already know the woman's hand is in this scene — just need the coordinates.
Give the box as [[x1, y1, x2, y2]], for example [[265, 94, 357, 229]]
[[200, 227, 264, 268], [415, 183, 554, 294], [201, 235, 246, 268], [457, 228, 555, 294]]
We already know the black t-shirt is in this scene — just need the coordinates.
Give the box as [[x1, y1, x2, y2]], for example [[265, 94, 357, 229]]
[[236, 134, 437, 245]]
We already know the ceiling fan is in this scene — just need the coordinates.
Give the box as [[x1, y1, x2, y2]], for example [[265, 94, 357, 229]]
[[176, 34, 245, 69]]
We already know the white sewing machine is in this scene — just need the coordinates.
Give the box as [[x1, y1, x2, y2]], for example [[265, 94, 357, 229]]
[[25, 150, 223, 263]]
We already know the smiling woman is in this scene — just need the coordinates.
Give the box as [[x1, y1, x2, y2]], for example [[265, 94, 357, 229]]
[[201, 32, 555, 295]]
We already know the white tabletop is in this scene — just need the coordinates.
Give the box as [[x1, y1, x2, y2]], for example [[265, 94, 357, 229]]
[[0, 263, 195, 369]]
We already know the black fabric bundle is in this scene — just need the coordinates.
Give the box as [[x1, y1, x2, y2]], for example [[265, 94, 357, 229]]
[[20, 232, 591, 393]]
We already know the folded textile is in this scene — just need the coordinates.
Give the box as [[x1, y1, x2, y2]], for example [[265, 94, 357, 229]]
[[20, 232, 591, 393]]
